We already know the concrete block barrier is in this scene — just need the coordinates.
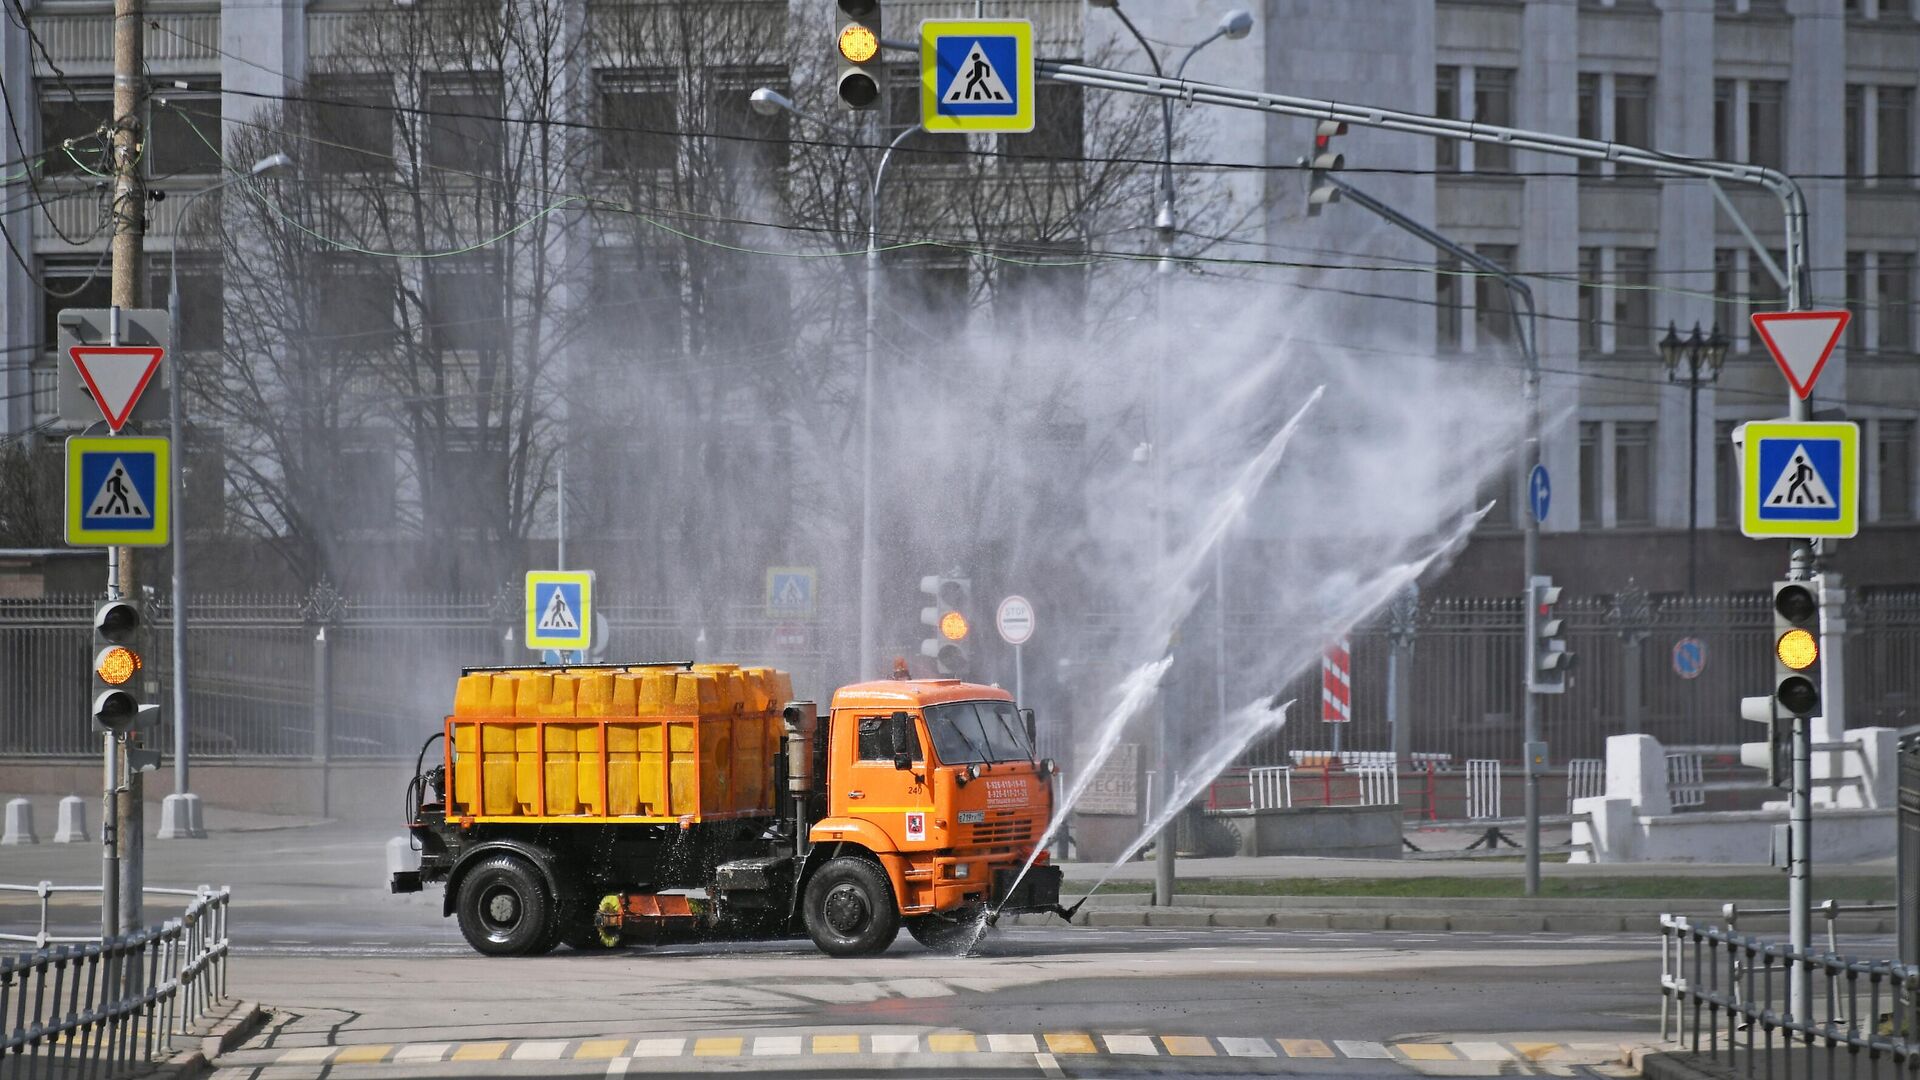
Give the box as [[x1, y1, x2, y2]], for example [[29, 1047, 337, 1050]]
[[1, 797, 35, 845], [53, 794, 88, 842]]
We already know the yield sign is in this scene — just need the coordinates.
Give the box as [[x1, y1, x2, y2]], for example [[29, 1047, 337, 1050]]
[[1751, 311, 1849, 400], [68, 345, 165, 431]]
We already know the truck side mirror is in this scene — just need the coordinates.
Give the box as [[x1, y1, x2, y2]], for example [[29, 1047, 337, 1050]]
[[889, 711, 912, 771], [1021, 708, 1036, 751]]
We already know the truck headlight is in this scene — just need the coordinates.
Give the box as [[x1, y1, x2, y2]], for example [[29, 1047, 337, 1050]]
[[952, 863, 971, 879]]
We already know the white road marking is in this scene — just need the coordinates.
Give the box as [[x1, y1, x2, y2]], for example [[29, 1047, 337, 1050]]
[[871, 1034, 919, 1054], [392, 1043, 452, 1063], [1035, 1050, 1064, 1078], [605, 1056, 630, 1078], [1219, 1037, 1277, 1057], [752, 1036, 802, 1056], [511, 1040, 570, 1060], [276, 1047, 336, 1064], [1102, 1035, 1160, 1055], [1335, 1040, 1395, 1059], [988, 1034, 1039, 1053], [1457, 1042, 1516, 1060], [628, 1038, 685, 1057]]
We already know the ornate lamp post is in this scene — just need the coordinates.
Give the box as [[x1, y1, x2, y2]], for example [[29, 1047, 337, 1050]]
[[1661, 322, 1729, 594]]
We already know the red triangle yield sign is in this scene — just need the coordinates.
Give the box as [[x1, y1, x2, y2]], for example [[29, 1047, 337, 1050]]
[[1751, 310, 1849, 400], [68, 345, 165, 432]]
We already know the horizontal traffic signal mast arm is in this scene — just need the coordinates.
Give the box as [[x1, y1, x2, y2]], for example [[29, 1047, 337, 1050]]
[[1032, 59, 1811, 308]]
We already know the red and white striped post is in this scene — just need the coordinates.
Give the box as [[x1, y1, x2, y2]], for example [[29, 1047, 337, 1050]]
[[1321, 636, 1351, 758]]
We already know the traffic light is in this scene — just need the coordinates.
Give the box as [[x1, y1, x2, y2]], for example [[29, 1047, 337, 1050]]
[[1304, 120, 1346, 216], [836, 0, 883, 109], [91, 598, 154, 734], [1525, 575, 1573, 694], [919, 573, 972, 678], [1772, 579, 1821, 718]]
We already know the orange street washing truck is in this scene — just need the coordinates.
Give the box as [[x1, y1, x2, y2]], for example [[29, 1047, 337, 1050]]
[[393, 661, 1070, 957]]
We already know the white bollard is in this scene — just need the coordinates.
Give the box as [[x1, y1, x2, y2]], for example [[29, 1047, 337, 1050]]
[[157, 792, 207, 839], [1, 798, 36, 845], [53, 795, 89, 843]]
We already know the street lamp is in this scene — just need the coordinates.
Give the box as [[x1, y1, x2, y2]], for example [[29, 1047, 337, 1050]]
[[158, 150, 291, 841], [1661, 321, 1728, 595], [1093, 4, 1254, 910], [751, 87, 923, 683]]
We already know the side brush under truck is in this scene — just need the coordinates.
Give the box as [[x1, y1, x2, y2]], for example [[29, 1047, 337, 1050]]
[[393, 662, 1070, 956]]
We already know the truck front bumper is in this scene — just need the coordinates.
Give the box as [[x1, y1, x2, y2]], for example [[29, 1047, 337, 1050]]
[[990, 865, 1063, 914]]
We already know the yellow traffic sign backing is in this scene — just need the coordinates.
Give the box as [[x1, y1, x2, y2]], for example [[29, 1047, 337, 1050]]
[[1740, 420, 1858, 539], [66, 435, 170, 547], [525, 570, 594, 651], [921, 19, 1035, 134]]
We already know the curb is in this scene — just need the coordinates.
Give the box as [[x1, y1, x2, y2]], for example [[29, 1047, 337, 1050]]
[[150, 1001, 268, 1079], [1013, 908, 1652, 933], [1632, 1044, 1746, 1080]]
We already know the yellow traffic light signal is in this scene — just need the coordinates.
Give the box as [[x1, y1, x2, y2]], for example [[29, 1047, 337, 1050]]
[[939, 610, 969, 642], [95, 645, 141, 686], [836, 0, 883, 109], [1775, 627, 1817, 671]]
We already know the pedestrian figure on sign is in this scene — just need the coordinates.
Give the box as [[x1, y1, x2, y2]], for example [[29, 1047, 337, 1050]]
[[964, 54, 998, 100], [1785, 454, 1815, 505], [103, 467, 133, 516]]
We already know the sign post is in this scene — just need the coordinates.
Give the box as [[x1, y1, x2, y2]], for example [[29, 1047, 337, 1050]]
[[995, 595, 1034, 705]]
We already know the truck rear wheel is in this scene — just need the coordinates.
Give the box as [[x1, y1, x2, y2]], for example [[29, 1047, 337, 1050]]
[[455, 854, 556, 957], [803, 857, 899, 957]]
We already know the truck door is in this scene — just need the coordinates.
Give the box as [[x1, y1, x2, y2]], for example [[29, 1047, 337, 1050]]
[[844, 712, 932, 851]]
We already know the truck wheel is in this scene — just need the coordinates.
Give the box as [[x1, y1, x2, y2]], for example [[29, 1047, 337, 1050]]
[[455, 854, 556, 957], [803, 857, 900, 957], [907, 915, 986, 955]]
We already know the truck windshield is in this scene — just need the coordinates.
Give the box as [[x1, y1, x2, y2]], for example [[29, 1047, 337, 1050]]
[[924, 701, 1032, 765]]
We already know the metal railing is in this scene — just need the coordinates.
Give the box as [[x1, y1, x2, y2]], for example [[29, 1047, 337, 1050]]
[[1466, 759, 1502, 820], [0, 885, 230, 1077], [1353, 763, 1398, 808], [1567, 757, 1605, 809], [1669, 751, 1708, 809], [1660, 909, 1917, 1080], [1248, 766, 1292, 810]]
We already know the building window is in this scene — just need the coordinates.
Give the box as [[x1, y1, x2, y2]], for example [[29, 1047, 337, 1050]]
[[1748, 81, 1786, 170], [1614, 76, 1654, 151], [1881, 253, 1913, 352], [1579, 421, 1602, 527], [1579, 247, 1602, 352], [1714, 249, 1741, 347], [1436, 66, 1459, 171], [996, 251, 1087, 341], [591, 247, 681, 353], [336, 438, 396, 532], [1475, 244, 1516, 347], [1005, 83, 1083, 161], [1846, 252, 1868, 352], [318, 260, 398, 354], [706, 69, 791, 175], [1715, 420, 1741, 526], [1879, 87, 1913, 180], [598, 72, 676, 172], [145, 263, 222, 353], [39, 260, 112, 346], [424, 78, 503, 176], [1612, 249, 1652, 355], [882, 259, 968, 344], [39, 81, 221, 178], [1881, 420, 1914, 521], [1436, 256, 1462, 350], [308, 77, 395, 174], [430, 440, 504, 533], [1576, 74, 1600, 176], [1614, 421, 1654, 527], [1845, 85, 1865, 180], [425, 255, 504, 355], [1715, 80, 1737, 161], [1748, 250, 1786, 342], [1473, 68, 1514, 172]]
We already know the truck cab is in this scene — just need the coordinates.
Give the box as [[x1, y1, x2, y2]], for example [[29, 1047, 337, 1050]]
[[799, 680, 1061, 954]]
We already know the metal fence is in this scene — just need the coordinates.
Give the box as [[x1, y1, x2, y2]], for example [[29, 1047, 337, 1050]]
[[0, 589, 850, 759], [1079, 588, 1920, 768], [1660, 910, 1918, 1080], [0, 886, 230, 1077]]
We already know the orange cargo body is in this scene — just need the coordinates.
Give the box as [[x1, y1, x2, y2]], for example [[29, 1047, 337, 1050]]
[[444, 664, 790, 823]]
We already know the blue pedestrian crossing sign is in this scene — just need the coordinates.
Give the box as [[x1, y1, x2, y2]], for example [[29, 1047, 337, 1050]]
[[766, 566, 816, 619], [1740, 420, 1858, 539], [525, 570, 594, 651], [65, 436, 170, 547], [921, 19, 1034, 134]]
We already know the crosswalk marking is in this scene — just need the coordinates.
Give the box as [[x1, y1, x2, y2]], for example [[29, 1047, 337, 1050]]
[[813, 1034, 861, 1054], [1218, 1037, 1277, 1057], [275, 1047, 336, 1064], [753, 1036, 802, 1056], [1279, 1038, 1334, 1058], [1102, 1034, 1160, 1055], [1456, 1042, 1515, 1060], [1336, 1040, 1394, 1058], [511, 1040, 570, 1060], [693, 1036, 744, 1056], [450, 1042, 508, 1062], [1044, 1033, 1097, 1054], [629, 1037, 685, 1057], [391, 1042, 451, 1063], [1162, 1036, 1216, 1057], [871, 1034, 919, 1054], [332, 1045, 390, 1064], [1514, 1041, 1565, 1060], [1397, 1043, 1458, 1061], [987, 1033, 1039, 1053], [576, 1039, 628, 1060], [927, 1033, 978, 1053]]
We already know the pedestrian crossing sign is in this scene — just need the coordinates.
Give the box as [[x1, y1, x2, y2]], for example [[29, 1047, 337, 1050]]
[[921, 19, 1034, 133], [1740, 420, 1858, 539], [766, 566, 816, 619], [65, 435, 170, 547], [525, 570, 594, 651]]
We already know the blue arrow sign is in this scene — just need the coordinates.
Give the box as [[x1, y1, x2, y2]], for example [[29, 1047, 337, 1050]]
[[1528, 464, 1551, 524]]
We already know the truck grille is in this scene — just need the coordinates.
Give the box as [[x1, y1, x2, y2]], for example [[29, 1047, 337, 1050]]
[[966, 817, 1035, 846]]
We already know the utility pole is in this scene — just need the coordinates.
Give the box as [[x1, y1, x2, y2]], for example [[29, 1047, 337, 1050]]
[[109, 0, 146, 936]]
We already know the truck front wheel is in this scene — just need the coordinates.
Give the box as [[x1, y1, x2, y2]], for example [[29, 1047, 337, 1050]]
[[455, 854, 556, 957], [803, 857, 900, 957]]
